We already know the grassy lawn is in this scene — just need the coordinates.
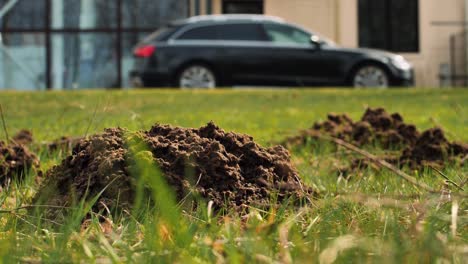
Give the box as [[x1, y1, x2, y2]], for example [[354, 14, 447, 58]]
[[0, 88, 467, 263]]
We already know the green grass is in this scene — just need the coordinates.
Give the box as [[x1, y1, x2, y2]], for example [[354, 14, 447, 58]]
[[0, 88, 467, 263]]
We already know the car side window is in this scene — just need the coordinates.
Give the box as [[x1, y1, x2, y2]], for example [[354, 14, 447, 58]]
[[217, 23, 267, 41], [177, 26, 219, 40], [263, 23, 311, 45]]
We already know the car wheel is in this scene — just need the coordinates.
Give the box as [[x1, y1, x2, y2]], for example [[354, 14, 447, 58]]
[[178, 64, 217, 89], [352, 65, 389, 88]]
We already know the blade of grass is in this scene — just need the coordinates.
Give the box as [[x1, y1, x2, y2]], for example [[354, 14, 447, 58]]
[[84, 102, 99, 138], [0, 104, 9, 142], [429, 166, 464, 191]]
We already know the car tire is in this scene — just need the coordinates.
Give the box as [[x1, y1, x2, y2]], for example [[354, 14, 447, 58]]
[[177, 64, 217, 89], [351, 64, 390, 88]]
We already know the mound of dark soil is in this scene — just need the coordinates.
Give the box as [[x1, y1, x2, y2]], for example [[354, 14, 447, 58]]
[[35, 123, 311, 218], [285, 107, 467, 170], [35, 128, 132, 213], [285, 107, 419, 149], [400, 128, 468, 168], [143, 122, 309, 210], [12, 129, 34, 145], [0, 140, 39, 186]]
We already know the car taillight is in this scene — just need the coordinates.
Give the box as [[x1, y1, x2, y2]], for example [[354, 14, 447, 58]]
[[134, 45, 156, 57]]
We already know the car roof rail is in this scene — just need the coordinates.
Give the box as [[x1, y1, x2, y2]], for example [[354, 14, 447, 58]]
[[174, 14, 285, 25]]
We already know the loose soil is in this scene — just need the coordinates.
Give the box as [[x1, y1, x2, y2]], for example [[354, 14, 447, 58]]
[[285, 108, 420, 149], [12, 129, 34, 145], [284, 107, 468, 170], [0, 140, 39, 186], [35, 122, 311, 219], [400, 128, 468, 168]]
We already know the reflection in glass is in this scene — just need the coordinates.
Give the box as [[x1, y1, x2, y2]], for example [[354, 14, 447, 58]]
[[0, 33, 46, 90], [0, 0, 46, 30], [51, 0, 117, 29], [52, 34, 117, 89], [0, 0, 190, 89], [123, 0, 188, 28]]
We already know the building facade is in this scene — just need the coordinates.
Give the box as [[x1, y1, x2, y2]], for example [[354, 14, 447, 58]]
[[192, 0, 468, 87]]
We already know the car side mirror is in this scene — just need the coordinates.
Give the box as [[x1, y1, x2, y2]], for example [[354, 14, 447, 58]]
[[310, 36, 322, 49]]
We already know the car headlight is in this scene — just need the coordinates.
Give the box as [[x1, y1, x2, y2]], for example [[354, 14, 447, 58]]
[[391, 56, 412, 71]]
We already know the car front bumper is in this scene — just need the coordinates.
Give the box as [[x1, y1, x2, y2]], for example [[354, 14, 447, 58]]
[[391, 68, 414, 87]]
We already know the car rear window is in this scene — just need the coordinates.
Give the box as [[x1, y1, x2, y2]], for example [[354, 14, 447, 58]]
[[178, 25, 219, 40], [177, 23, 267, 41], [141, 26, 181, 43], [218, 24, 266, 41]]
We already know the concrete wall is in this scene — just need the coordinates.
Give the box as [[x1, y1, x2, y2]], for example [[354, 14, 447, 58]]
[[409, 0, 465, 87], [208, 0, 466, 87]]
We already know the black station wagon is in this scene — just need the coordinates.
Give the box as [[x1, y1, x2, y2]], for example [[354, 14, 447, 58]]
[[130, 14, 414, 88]]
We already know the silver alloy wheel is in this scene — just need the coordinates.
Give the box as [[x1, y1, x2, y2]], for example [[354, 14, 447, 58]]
[[352, 65, 389, 88], [179, 65, 216, 89]]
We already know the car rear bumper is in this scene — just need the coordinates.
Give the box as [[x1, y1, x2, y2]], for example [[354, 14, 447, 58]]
[[130, 70, 172, 88]]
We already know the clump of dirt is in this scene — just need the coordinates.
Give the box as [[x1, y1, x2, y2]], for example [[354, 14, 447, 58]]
[[400, 128, 468, 168], [142, 122, 310, 210], [12, 129, 34, 145], [0, 140, 39, 186], [285, 107, 419, 149], [35, 122, 311, 219], [35, 128, 132, 214], [285, 107, 468, 170], [360, 108, 420, 147]]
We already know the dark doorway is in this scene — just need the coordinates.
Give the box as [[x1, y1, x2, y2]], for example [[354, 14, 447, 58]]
[[222, 0, 263, 14]]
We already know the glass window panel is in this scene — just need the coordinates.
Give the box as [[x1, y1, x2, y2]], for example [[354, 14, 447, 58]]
[[123, 0, 188, 28], [358, 0, 388, 50], [358, 0, 419, 52], [0, 0, 46, 30], [51, 0, 117, 29], [390, 0, 419, 52], [178, 26, 219, 40], [141, 26, 183, 43], [52, 33, 118, 89], [177, 24, 267, 41], [264, 23, 311, 44], [222, 1, 263, 14], [218, 24, 266, 41], [0, 33, 46, 90]]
